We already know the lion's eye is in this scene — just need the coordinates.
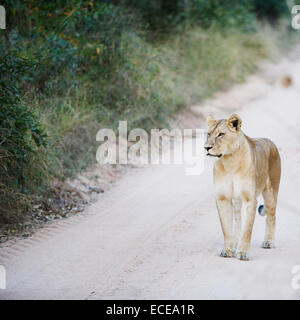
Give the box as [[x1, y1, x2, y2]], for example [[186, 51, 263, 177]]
[[217, 133, 225, 137], [207, 132, 211, 137]]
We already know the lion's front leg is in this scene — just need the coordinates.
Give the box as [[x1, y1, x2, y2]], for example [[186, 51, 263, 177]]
[[216, 196, 234, 258], [233, 199, 242, 249], [236, 197, 257, 261]]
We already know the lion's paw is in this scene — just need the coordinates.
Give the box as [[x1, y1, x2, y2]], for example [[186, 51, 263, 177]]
[[218, 248, 234, 258], [235, 251, 251, 261], [261, 240, 275, 249]]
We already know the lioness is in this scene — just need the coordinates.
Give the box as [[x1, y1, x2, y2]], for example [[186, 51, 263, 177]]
[[205, 114, 281, 261]]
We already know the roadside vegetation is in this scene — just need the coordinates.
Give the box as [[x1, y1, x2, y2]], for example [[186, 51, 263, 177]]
[[0, 0, 298, 235]]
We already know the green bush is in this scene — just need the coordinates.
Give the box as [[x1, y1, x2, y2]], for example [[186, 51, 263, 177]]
[[118, 0, 256, 33], [251, 0, 290, 22], [0, 53, 47, 223]]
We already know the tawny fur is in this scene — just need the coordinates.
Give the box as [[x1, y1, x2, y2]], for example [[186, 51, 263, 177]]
[[281, 75, 292, 87], [205, 114, 281, 261]]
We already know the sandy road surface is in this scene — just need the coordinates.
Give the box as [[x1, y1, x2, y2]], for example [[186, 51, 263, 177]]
[[0, 54, 300, 300]]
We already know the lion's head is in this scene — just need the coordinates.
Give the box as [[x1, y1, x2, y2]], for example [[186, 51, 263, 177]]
[[204, 114, 242, 158]]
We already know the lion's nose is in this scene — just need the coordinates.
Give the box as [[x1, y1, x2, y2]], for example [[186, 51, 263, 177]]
[[205, 146, 212, 151]]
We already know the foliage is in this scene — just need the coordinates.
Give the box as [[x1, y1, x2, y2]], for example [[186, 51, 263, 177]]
[[251, 0, 290, 22], [118, 0, 256, 32], [0, 53, 47, 222]]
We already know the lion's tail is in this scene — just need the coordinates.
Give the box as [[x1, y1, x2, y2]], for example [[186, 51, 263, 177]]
[[258, 204, 265, 216]]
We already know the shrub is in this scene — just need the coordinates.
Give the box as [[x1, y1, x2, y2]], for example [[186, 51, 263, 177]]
[[0, 53, 47, 223], [118, 0, 256, 33], [251, 0, 290, 22]]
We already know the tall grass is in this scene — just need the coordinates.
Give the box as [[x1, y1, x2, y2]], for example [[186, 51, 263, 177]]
[[29, 26, 274, 182], [159, 27, 268, 107]]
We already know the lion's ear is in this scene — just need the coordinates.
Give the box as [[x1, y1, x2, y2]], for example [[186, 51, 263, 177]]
[[206, 115, 216, 128], [227, 114, 242, 132]]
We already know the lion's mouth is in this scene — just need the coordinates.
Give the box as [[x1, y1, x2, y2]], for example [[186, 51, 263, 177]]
[[207, 153, 222, 158]]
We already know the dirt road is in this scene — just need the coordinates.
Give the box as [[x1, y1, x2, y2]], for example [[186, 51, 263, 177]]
[[1, 53, 300, 300]]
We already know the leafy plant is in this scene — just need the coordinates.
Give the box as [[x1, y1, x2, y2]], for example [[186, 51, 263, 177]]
[[0, 53, 47, 222]]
